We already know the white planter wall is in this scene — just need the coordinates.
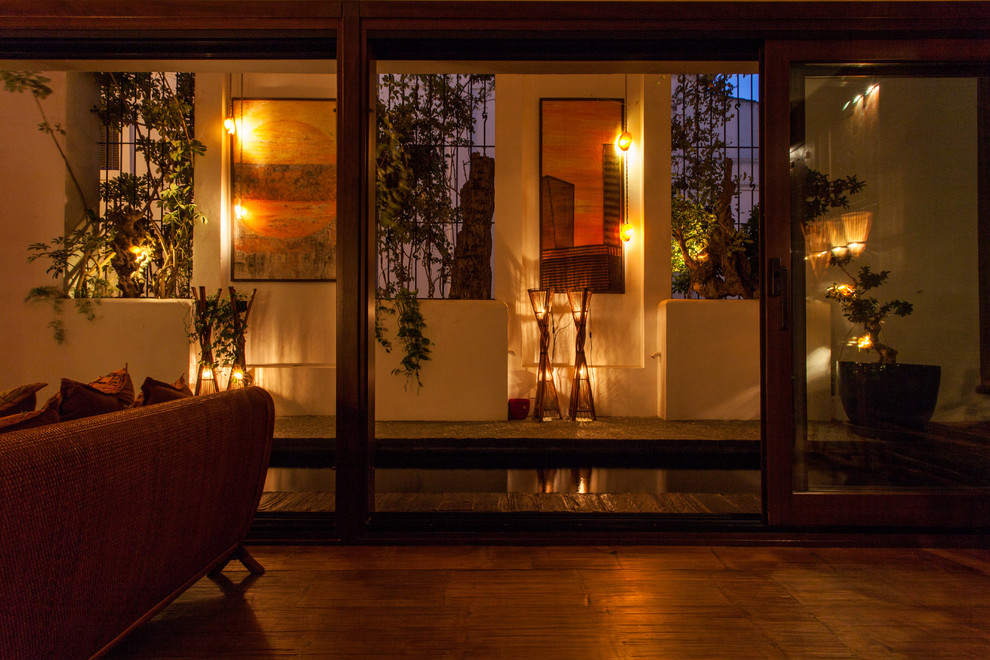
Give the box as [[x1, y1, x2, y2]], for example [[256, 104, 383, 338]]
[[375, 300, 509, 421], [658, 299, 760, 420]]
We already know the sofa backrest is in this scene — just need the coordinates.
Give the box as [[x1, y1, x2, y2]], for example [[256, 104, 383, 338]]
[[0, 386, 274, 660]]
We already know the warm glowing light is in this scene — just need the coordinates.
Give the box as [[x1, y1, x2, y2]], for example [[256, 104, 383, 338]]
[[834, 284, 855, 297], [857, 335, 873, 350], [128, 245, 152, 265], [224, 117, 237, 135], [543, 369, 554, 382], [529, 288, 553, 324], [803, 221, 828, 263], [842, 211, 872, 255], [578, 365, 588, 379], [615, 131, 632, 152], [233, 369, 244, 382], [830, 245, 849, 259], [202, 367, 215, 381], [234, 203, 247, 220], [620, 223, 634, 243]]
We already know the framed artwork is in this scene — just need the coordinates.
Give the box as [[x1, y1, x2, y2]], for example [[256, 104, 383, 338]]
[[539, 98, 625, 294], [231, 98, 337, 281]]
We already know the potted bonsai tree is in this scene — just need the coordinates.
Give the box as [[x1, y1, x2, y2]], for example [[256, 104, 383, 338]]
[[825, 254, 941, 431]]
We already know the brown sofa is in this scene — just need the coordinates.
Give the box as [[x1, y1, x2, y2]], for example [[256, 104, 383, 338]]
[[0, 386, 275, 659]]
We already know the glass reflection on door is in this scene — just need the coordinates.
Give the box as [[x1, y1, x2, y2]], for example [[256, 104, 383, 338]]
[[793, 69, 990, 492]]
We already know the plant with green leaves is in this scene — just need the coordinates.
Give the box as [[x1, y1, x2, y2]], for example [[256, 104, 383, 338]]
[[826, 263, 912, 365], [23, 285, 99, 344], [3, 70, 206, 301], [374, 73, 493, 387], [3, 71, 115, 298], [792, 162, 866, 223], [186, 289, 250, 373], [670, 74, 757, 299], [90, 72, 206, 298], [796, 163, 908, 364]]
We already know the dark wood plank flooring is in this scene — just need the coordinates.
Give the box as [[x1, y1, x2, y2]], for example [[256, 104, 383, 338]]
[[258, 491, 762, 514], [104, 545, 990, 659]]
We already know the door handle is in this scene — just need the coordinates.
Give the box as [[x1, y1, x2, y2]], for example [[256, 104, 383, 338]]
[[768, 257, 789, 331]]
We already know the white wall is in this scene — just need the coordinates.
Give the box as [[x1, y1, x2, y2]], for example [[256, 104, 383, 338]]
[[493, 73, 671, 417]]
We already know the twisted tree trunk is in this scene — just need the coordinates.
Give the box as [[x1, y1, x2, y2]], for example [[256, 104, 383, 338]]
[[449, 153, 495, 300], [678, 158, 758, 299]]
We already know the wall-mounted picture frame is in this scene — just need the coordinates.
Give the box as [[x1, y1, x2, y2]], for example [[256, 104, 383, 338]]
[[231, 98, 337, 281], [539, 98, 625, 294]]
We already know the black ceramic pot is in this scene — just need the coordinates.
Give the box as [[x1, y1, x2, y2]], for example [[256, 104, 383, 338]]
[[838, 361, 941, 430]]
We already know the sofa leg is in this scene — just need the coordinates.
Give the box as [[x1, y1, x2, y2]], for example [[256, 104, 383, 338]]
[[208, 545, 266, 577], [235, 546, 266, 575]]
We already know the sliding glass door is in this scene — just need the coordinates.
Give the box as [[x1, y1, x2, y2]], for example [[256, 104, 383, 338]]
[[764, 41, 990, 528]]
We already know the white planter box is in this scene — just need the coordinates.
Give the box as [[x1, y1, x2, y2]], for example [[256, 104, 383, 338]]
[[657, 299, 760, 420], [375, 299, 508, 421]]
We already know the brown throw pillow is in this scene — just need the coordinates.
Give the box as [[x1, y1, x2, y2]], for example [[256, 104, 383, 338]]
[[58, 366, 135, 421], [87, 366, 135, 407], [0, 394, 60, 434], [0, 382, 47, 417], [139, 374, 194, 406]]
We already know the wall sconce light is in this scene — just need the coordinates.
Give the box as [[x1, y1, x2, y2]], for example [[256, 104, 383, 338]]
[[528, 288, 562, 421], [566, 288, 596, 422], [802, 220, 831, 273], [615, 131, 632, 152], [804, 210, 872, 270], [842, 211, 872, 258], [620, 222, 634, 243], [224, 73, 238, 135]]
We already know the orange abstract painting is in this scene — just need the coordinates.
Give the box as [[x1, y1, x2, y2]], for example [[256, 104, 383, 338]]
[[232, 98, 337, 280], [540, 98, 625, 294]]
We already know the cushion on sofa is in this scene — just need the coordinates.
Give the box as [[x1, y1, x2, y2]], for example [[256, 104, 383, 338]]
[[58, 366, 135, 421], [87, 366, 135, 406], [0, 382, 47, 416], [0, 394, 59, 434], [138, 375, 194, 406]]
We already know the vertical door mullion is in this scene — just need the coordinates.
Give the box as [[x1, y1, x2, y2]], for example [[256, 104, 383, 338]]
[[762, 41, 798, 526], [336, 3, 375, 541]]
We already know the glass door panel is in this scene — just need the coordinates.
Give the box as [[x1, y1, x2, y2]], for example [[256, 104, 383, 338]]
[[370, 63, 762, 519], [780, 55, 990, 526]]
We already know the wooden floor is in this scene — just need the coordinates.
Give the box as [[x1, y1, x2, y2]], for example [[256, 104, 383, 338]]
[[104, 545, 990, 659], [258, 491, 762, 514]]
